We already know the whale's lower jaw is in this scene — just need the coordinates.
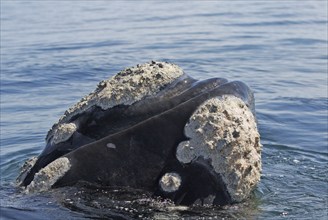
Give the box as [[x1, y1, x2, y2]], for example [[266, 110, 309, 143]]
[[18, 61, 261, 206]]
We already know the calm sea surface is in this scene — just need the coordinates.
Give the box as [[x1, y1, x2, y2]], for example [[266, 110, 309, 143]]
[[1, 1, 327, 219]]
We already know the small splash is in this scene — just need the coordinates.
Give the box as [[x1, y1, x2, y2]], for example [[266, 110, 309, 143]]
[[293, 159, 300, 164]]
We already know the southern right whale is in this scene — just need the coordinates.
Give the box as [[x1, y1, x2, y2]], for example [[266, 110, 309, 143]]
[[18, 61, 261, 206]]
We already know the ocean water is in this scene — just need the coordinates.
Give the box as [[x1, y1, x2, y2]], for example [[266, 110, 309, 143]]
[[1, 1, 327, 219]]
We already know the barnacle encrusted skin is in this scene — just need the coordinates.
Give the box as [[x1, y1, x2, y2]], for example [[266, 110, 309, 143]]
[[51, 123, 77, 145], [16, 157, 38, 186], [25, 157, 71, 193], [159, 172, 182, 193], [176, 95, 262, 202], [46, 61, 184, 144]]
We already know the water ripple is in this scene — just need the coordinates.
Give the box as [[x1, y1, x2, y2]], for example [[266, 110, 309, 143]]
[[1, 0, 327, 219]]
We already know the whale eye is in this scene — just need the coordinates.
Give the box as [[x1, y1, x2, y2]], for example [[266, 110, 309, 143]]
[[159, 172, 181, 193]]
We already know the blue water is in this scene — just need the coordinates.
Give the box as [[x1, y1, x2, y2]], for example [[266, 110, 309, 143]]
[[1, 1, 327, 219]]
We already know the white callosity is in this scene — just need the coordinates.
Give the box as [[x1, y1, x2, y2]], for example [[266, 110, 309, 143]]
[[176, 95, 262, 202], [25, 157, 71, 193], [51, 123, 77, 145], [16, 157, 38, 186], [159, 172, 182, 193], [46, 61, 184, 144], [106, 143, 116, 149]]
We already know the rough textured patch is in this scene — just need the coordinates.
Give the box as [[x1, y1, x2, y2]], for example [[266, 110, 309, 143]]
[[51, 123, 77, 145], [159, 172, 182, 193], [176, 95, 262, 202], [25, 157, 71, 193], [46, 61, 184, 143], [16, 157, 38, 186]]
